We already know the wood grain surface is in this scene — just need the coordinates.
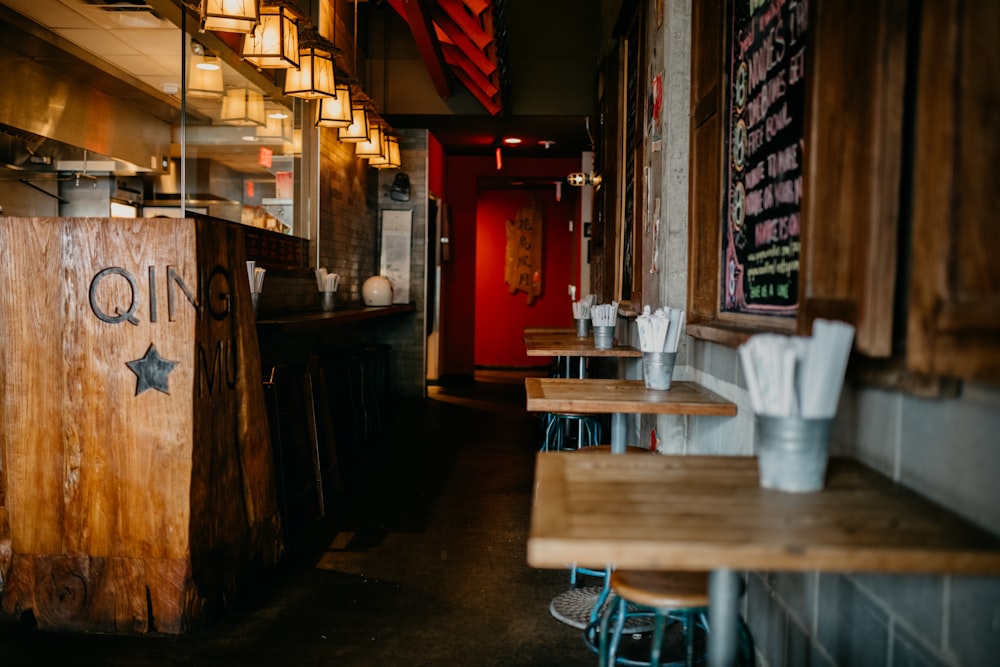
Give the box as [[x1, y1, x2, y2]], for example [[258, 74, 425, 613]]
[[528, 453, 1000, 574], [523, 330, 642, 357], [0, 217, 282, 633], [525, 378, 737, 416]]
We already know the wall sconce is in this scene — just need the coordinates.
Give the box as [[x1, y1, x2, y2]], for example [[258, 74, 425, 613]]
[[354, 124, 384, 158], [200, 0, 258, 33], [316, 84, 354, 127], [338, 105, 370, 142], [186, 51, 224, 98], [241, 1, 299, 69], [567, 172, 602, 188], [220, 86, 266, 126]]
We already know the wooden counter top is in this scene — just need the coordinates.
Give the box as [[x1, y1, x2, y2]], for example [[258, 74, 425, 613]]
[[525, 378, 737, 416], [528, 453, 1000, 574], [255, 303, 414, 333]]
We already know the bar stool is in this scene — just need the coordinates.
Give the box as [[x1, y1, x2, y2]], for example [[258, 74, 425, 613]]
[[541, 412, 602, 451], [590, 570, 755, 667], [550, 445, 654, 631]]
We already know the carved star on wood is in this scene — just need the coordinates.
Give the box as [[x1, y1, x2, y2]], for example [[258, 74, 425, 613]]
[[126, 343, 178, 396]]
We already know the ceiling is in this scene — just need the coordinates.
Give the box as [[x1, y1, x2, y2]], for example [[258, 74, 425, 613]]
[[0, 0, 600, 170]]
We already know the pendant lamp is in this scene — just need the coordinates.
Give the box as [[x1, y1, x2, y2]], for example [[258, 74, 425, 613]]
[[385, 135, 402, 168], [284, 46, 336, 98], [354, 124, 384, 158], [241, 1, 300, 69], [187, 53, 224, 98], [368, 132, 391, 167], [256, 115, 292, 142], [370, 135, 401, 169], [220, 86, 266, 126], [201, 0, 258, 33], [339, 105, 370, 142], [316, 84, 354, 127]]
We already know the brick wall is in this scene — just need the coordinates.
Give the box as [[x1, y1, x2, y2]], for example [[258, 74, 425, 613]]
[[376, 129, 428, 398]]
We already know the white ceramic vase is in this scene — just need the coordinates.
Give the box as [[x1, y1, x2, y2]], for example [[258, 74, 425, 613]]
[[362, 275, 393, 306]]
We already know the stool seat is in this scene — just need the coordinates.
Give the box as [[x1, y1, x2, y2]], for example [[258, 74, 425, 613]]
[[591, 569, 754, 667], [609, 570, 709, 610]]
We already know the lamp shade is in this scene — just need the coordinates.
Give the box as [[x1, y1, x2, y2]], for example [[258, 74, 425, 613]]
[[256, 115, 292, 142], [241, 4, 299, 69], [284, 46, 336, 98], [186, 54, 224, 98], [220, 87, 266, 126], [371, 135, 402, 169], [338, 106, 370, 142], [316, 85, 354, 127], [201, 0, 258, 33], [368, 132, 391, 167], [354, 125, 384, 158], [386, 136, 402, 168]]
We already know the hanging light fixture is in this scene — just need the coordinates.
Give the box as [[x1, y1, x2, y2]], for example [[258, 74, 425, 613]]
[[241, 0, 300, 69], [220, 86, 266, 126], [338, 105, 370, 142], [284, 45, 337, 98], [354, 124, 384, 158], [284, 25, 342, 99], [368, 133, 391, 167], [201, 0, 258, 33], [371, 135, 401, 170], [316, 84, 354, 127], [256, 114, 292, 142], [186, 44, 224, 98], [385, 135, 402, 168]]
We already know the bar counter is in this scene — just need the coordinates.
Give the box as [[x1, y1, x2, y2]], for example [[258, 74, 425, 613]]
[[256, 303, 415, 333]]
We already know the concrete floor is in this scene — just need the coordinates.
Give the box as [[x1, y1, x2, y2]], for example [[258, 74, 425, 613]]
[[0, 374, 599, 666]]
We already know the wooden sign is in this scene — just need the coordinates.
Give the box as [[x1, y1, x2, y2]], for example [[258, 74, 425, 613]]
[[504, 196, 544, 304], [0, 216, 281, 633], [721, 0, 808, 316]]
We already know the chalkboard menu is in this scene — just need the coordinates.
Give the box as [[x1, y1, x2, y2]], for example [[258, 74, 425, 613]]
[[721, 0, 808, 316]]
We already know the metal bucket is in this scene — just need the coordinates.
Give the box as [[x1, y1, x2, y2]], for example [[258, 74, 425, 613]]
[[575, 317, 592, 338], [321, 291, 336, 312], [593, 325, 614, 349], [755, 416, 832, 492], [642, 351, 677, 390]]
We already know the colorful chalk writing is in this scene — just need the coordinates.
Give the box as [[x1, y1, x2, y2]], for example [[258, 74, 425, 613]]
[[721, 0, 807, 316]]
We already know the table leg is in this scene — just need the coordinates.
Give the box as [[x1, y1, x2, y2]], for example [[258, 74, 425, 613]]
[[709, 568, 739, 667], [611, 413, 626, 454]]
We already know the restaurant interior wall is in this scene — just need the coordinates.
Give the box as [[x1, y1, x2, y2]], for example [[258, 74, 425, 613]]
[[374, 128, 430, 398], [633, 1, 1000, 665], [441, 155, 588, 380], [316, 127, 378, 307], [474, 183, 579, 369]]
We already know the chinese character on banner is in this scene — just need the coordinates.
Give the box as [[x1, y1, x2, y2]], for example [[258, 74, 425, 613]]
[[275, 172, 293, 200], [504, 195, 544, 304], [258, 146, 273, 168]]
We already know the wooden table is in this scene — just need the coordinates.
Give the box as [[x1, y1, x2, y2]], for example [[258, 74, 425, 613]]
[[528, 452, 1000, 666], [523, 329, 641, 378], [525, 377, 737, 453]]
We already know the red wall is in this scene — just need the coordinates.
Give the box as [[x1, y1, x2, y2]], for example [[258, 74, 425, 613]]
[[442, 155, 582, 377], [475, 188, 577, 367]]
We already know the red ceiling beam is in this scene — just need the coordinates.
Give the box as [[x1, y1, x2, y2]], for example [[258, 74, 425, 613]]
[[388, 0, 451, 99], [460, 0, 490, 17], [442, 44, 500, 114], [432, 9, 495, 77], [441, 44, 499, 98], [436, 0, 492, 50], [434, 24, 496, 78]]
